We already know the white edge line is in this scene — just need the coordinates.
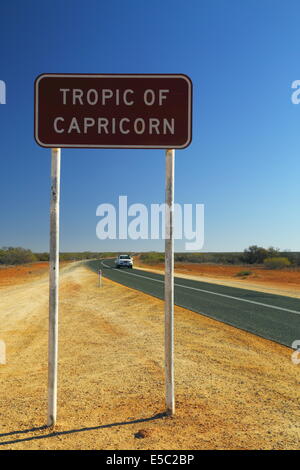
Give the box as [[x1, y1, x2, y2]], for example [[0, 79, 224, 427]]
[[100, 261, 300, 315]]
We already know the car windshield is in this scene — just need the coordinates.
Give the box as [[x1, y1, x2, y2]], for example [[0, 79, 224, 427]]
[[119, 255, 130, 259]]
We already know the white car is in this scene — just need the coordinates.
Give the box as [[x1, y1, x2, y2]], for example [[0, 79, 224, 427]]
[[115, 254, 133, 269]]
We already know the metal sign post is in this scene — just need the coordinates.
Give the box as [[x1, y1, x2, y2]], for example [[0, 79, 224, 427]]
[[48, 147, 61, 427], [34, 73, 192, 426], [165, 148, 175, 415]]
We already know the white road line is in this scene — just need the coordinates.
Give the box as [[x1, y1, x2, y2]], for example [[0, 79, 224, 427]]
[[100, 261, 300, 315]]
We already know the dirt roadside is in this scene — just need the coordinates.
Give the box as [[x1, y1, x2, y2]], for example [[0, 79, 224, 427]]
[[0, 263, 299, 449], [0, 261, 72, 288]]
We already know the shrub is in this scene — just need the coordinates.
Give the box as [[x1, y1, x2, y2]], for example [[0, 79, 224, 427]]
[[139, 252, 165, 264], [235, 270, 252, 277], [0, 247, 37, 265], [35, 252, 50, 261], [263, 257, 291, 269]]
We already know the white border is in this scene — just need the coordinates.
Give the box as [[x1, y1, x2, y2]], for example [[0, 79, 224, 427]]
[[34, 74, 192, 149]]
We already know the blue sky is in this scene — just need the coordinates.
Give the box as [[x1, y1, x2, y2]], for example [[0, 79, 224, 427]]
[[0, 0, 299, 252]]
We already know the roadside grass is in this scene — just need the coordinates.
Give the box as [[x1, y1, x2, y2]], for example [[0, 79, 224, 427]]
[[235, 270, 252, 277]]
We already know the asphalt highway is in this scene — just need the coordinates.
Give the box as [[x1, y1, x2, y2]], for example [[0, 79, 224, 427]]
[[86, 259, 300, 348]]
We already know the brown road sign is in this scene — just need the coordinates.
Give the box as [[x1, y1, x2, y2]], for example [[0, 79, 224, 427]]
[[34, 74, 192, 149]]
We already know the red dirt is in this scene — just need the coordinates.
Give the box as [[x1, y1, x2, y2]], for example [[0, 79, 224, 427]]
[[134, 259, 300, 294], [0, 262, 70, 287], [175, 263, 300, 286]]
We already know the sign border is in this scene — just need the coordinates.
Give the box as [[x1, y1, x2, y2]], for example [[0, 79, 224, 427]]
[[34, 73, 193, 149]]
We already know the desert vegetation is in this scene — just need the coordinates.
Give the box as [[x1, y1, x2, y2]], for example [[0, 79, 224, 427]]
[[139, 246, 300, 268], [0, 247, 116, 265], [0, 245, 299, 268], [0, 247, 37, 265]]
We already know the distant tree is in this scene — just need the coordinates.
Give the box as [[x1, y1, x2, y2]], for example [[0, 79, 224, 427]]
[[242, 245, 268, 264], [242, 245, 283, 264], [266, 246, 280, 258]]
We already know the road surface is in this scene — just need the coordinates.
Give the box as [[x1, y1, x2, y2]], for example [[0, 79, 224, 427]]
[[86, 259, 300, 348]]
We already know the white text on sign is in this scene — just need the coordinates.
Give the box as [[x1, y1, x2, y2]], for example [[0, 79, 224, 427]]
[[54, 88, 174, 136]]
